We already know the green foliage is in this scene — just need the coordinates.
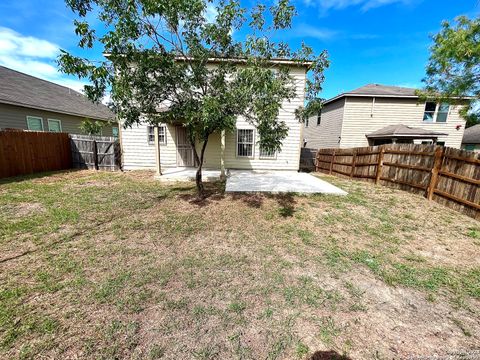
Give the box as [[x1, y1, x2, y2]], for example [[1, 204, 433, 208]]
[[419, 15, 480, 126], [79, 119, 104, 135], [58, 0, 329, 194]]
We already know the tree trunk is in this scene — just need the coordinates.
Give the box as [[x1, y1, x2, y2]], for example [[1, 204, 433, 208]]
[[195, 138, 209, 199]]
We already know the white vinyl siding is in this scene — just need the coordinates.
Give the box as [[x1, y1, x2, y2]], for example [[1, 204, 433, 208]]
[[341, 97, 466, 148], [47, 119, 62, 132], [26, 116, 43, 131], [121, 66, 307, 171]]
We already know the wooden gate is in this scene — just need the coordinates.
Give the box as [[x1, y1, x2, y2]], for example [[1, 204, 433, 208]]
[[176, 127, 196, 167], [70, 134, 121, 171]]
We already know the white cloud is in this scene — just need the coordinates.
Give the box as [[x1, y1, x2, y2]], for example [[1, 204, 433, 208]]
[[304, 0, 416, 12], [0, 26, 89, 94], [294, 24, 338, 40]]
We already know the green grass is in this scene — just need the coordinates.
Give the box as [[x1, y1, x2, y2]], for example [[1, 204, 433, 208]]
[[0, 170, 479, 359]]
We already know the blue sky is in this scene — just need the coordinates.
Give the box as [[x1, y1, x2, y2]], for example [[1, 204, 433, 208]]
[[0, 0, 478, 99]]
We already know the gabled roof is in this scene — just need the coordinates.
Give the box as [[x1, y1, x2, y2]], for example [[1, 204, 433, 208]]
[[462, 124, 480, 144], [0, 66, 114, 121], [324, 84, 418, 105], [366, 124, 448, 139]]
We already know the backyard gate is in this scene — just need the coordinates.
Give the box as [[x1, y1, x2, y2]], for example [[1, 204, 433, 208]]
[[70, 134, 121, 171]]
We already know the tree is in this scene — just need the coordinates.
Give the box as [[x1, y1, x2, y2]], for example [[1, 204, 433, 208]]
[[420, 15, 480, 127], [59, 0, 329, 197], [79, 119, 104, 135]]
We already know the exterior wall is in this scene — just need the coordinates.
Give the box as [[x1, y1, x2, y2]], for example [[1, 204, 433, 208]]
[[340, 97, 467, 148], [461, 144, 480, 153], [303, 98, 344, 149], [223, 67, 306, 170], [121, 66, 307, 171], [0, 103, 115, 136]]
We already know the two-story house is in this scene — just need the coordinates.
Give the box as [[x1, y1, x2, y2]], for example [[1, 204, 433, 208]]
[[303, 84, 468, 149]]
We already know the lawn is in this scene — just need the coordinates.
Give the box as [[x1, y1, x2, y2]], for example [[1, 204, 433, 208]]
[[0, 170, 479, 359]]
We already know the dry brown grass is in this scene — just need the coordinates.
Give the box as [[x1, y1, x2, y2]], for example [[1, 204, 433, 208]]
[[0, 170, 479, 360]]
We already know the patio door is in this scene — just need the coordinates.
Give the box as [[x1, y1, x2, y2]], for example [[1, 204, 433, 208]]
[[176, 126, 196, 167]]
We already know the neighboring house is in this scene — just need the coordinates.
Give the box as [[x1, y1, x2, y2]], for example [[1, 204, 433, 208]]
[[303, 84, 468, 149], [121, 59, 309, 171], [462, 124, 480, 153], [0, 66, 117, 136]]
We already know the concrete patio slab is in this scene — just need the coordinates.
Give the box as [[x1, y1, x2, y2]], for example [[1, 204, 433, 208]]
[[156, 167, 221, 182], [225, 170, 347, 195]]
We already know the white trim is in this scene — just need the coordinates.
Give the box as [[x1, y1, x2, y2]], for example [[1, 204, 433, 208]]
[[26, 116, 43, 131], [236, 128, 255, 158], [47, 118, 62, 132], [147, 125, 167, 145]]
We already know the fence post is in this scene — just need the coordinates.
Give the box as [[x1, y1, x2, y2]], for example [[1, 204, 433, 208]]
[[93, 140, 99, 170], [375, 145, 385, 184], [315, 150, 320, 172], [426, 146, 444, 200], [350, 149, 357, 178], [329, 150, 336, 175]]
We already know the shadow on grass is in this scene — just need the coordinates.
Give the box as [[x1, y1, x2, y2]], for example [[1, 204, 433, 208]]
[[231, 192, 298, 217], [0, 169, 81, 185], [309, 350, 352, 360], [177, 181, 225, 207]]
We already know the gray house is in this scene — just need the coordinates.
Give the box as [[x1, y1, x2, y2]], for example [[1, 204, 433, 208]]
[[0, 66, 116, 136], [303, 84, 468, 149], [462, 124, 480, 153]]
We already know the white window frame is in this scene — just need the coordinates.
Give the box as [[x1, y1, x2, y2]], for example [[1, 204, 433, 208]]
[[423, 102, 449, 123], [47, 119, 62, 132], [236, 129, 255, 158], [26, 116, 44, 131], [147, 125, 167, 145]]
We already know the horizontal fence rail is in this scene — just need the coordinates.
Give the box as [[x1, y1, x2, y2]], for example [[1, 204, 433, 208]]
[[312, 144, 479, 220], [0, 130, 72, 179]]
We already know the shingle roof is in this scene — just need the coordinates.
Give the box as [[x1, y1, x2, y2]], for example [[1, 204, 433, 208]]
[[348, 84, 417, 96], [0, 66, 114, 121], [366, 124, 448, 138], [324, 83, 418, 105], [462, 124, 480, 144]]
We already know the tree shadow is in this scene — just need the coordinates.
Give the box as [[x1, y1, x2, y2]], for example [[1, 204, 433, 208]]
[[271, 193, 297, 217], [309, 350, 352, 360], [177, 181, 225, 207], [231, 193, 264, 208]]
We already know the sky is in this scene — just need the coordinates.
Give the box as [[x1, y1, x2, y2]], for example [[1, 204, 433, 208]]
[[0, 0, 478, 100]]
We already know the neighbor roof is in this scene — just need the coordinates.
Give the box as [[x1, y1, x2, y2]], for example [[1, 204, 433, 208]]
[[366, 124, 448, 139], [462, 124, 480, 144], [324, 84, 418, 105], [0, 66, 114, 121]]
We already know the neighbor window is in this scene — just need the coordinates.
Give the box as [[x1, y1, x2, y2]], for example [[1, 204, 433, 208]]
[[237, 129, 254, 157], [465, 144, 475, 151], [305, 118, 309, 127], [423, 102, 449, 123], [147, 125, 167, 145], [317, 110, 322, 126], [112, 127, 119, 138], [26, 116, 43, 131], [47, 119, 62, 132]]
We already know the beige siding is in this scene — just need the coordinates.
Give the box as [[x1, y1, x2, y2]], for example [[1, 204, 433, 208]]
[[340, 97, 466, 148], [303, 98, 344, 149], [0, 103, 115, 136], [121, 66, 307, 171], [121, 122, 178, 170]]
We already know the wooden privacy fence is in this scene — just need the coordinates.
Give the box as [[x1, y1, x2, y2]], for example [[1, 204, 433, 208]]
[[0, 130, 71, 179], [70, 134, 121, 171], [315, 144, 480, 220]]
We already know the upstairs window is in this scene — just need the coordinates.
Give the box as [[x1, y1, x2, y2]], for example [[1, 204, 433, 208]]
[[26, 116, 43, 131], [237, 129, 254, 157], [305, 118, 309, 128], [317, 110, 322, 126], [423, 102, 449, 123]]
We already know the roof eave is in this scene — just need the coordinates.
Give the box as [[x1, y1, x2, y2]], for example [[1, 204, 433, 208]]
[[0, 99, 114, 122]]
